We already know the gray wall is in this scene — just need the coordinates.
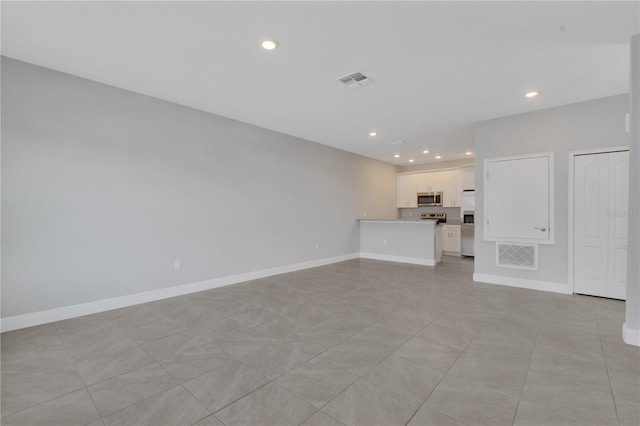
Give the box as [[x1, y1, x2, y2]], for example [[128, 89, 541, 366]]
[[474, 94, 630, 287], [1, 57, 398, 318], [626, 35, 639, 336]]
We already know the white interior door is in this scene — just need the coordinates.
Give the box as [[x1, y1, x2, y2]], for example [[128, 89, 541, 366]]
[[573, 150, 629, 300], [485, 155, 551, 242], [574, 154, 609, 298], [608, 151, 629, 299]]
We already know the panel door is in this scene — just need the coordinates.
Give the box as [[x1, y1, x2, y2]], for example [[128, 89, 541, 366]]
[[607, 151, 629, 299], [485, 155, 551, 241], [574, 154, 609, 297], [573, 151, 628, 300]]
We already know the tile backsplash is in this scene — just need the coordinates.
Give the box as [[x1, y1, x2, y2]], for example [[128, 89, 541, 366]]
[[398, 206, 461, 223]]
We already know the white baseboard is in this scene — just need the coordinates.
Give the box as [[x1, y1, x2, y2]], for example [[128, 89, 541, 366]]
[[473, 273, 571, 295], [623, 322, 640, 346], [0, 253, 359, 333], [359, 252, 437, 266]]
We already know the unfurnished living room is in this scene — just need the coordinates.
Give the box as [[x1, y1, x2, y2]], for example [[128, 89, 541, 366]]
[[1, 1, 639, 426]]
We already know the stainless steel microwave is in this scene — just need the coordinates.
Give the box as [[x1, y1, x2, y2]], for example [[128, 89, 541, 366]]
[[417, 192, 443, 207]]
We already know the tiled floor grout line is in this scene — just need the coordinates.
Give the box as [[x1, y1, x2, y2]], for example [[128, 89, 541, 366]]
[[98, 382, 197, 424], [79, 316, 222, 418], [403, 325, 482, 426], [266, 381, 323, 426], [210, 379, 274, 416], [265, 314, 424, 424], [159, 321, 336, 423], [133, 340, 218, 424], [294, 309, 451, 425], [109, 304, 367, 424], [75, 332, 215, 426], [88, 325, 231, 424], [0, 386, 84, 422], [52, 322, 103, 423], [180, 383, 218, 426], [594, 313, 623, 426], [509, 318, 543, 426]]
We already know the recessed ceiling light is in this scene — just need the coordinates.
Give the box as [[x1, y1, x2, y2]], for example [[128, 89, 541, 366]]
[[409, 159, 414, 163], [261, 39, 278, 50], [525, 91, 538, 98], [422, 150, 429, 154], [394, 154, 400, 158], [466, 151, 473, 155], [369, 132, 377, 137], [435, 155, 442, 159]]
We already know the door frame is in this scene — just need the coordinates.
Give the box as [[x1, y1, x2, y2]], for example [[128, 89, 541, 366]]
[[568, 146, 629, 294]]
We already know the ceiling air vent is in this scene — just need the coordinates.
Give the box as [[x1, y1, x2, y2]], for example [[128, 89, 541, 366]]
[[338, 71, 372, 89]]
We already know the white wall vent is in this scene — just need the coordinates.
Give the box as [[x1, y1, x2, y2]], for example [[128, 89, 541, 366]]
[[496, 242, 538, 270], [338, 72, 372, 88]]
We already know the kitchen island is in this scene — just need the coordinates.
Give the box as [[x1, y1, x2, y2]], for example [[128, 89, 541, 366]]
[[359, 219, 442, 266]]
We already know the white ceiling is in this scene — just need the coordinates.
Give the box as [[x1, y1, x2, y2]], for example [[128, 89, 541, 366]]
[[2, 1, 638, 165]]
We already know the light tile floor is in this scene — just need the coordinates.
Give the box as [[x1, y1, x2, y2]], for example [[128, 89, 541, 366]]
[[1, 256, 638, 426]]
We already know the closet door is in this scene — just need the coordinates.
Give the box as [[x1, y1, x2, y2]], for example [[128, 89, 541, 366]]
[[608, 151, 629, 299], [574, 153, 610, 298], [573, 151, 629, 300]]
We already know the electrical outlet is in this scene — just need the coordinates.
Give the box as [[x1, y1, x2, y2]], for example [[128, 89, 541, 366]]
[[363, 211, 367, 217], [315, 242, 320, 249], [383, 240, 388, 246], [174, 259, 182, 270]]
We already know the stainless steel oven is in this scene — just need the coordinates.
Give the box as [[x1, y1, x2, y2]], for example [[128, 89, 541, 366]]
[[417, 192, 442, 207]]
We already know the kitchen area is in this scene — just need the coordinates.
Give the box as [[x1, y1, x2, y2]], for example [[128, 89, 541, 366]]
[[360, 163, 475, 266]]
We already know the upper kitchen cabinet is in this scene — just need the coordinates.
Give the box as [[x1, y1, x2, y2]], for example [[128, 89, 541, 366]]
[[461, 166, 475, 190], [417, 172, 442, 193], [442, 170, 462, 207], [397, 174, 418, 208]]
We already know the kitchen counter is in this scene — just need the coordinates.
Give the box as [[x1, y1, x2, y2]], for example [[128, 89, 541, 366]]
[[359, 219, 442, 266]]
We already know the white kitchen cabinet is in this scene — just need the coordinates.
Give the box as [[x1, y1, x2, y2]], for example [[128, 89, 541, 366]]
[[442, 225, 461, 253], [442, 170, 462, 207], [397, 174, 418, 208], [417, 172, 442, 193], [461, 166, 475, 190]]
